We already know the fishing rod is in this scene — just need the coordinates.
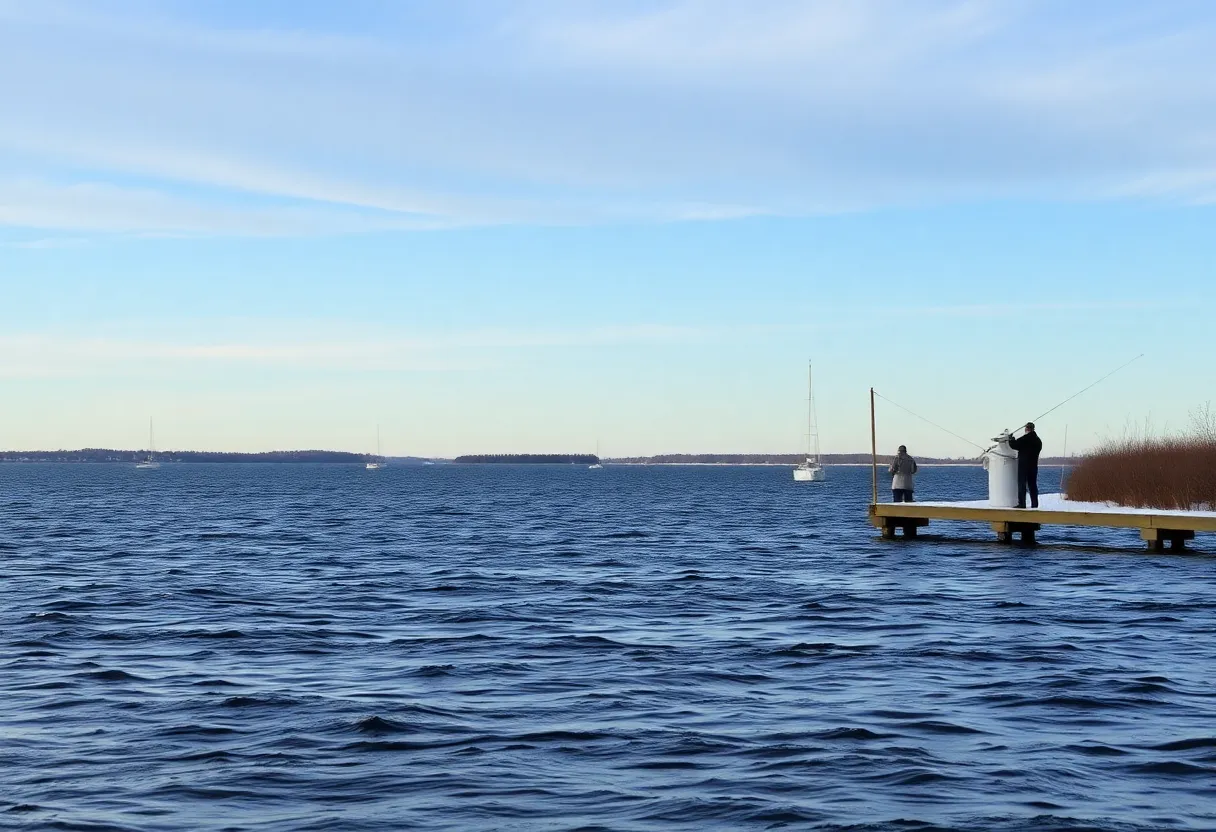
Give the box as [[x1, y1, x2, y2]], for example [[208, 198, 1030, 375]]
[[1008, 353, 1145, 437], [878, 353, 1145, 456], [984, 353, 1147, 455]]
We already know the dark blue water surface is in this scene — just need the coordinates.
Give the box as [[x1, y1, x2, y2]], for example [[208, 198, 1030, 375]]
[[3, 464, 1216, 831]]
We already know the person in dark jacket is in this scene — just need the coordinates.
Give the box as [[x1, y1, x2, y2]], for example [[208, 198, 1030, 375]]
[[1007, 422, 1043, 508]]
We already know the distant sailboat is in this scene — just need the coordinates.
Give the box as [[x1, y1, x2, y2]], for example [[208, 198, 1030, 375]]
[[793, 362, 825, 482], [136, 418, 160, 469], [366, 425, 386, 470], [588, 440, 604, 469]]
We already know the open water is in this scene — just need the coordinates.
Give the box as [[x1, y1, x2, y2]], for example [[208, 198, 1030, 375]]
[[2, 463, 1216, 831]]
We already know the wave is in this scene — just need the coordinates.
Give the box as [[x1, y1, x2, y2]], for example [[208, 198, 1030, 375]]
[[4, 463, 1215, 830]]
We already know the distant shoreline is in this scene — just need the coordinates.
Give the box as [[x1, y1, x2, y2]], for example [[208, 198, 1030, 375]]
[[1, 451, 1074, 466], [0, 450, 396, 464], [604, 462, 1072, 468]]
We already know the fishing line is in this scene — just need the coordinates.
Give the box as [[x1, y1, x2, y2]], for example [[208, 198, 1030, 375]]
[[1027, 353, 1145, 427], [873, 391, 988, 453], [875, 353, 1144, 457]]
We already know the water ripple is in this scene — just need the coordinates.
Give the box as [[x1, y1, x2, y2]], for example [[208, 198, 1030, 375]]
[[2, 463, 1215, 831]]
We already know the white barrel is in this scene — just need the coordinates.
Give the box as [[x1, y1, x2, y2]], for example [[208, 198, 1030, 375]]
[[983, 431, 1019, 507]]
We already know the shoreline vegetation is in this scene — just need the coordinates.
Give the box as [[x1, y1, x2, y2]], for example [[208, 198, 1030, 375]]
[[1065, 406, 1216, 510]]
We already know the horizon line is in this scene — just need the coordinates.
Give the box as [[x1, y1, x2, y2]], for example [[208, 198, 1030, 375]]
[[0, 448, 1080, 462]]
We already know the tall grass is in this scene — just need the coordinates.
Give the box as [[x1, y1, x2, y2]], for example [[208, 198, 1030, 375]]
[[1065, 404, 1216, 510]]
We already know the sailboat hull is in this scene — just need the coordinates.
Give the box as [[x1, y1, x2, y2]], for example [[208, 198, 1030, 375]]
[[793, 465, 825, 482]]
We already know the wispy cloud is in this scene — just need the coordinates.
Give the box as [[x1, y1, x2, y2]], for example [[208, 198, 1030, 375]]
[[0, 234, 91, 249], [0, 324, 714, 378], [519, 0, 1008, 77], [0, 178, 455, 235], [880, 299, 1180, 318], [2, 1, 1215, 235]]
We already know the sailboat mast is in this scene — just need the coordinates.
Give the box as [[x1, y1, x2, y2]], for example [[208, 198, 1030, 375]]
[[806, 362, 812, 460], [807, 361, 821, 463], [812, 367, 820, 462]]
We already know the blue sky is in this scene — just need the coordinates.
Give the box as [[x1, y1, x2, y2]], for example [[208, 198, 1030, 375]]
[[1, 0, 1214, 456]]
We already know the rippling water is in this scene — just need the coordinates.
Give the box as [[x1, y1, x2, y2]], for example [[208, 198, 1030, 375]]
[[3, 463, 1216, 831]]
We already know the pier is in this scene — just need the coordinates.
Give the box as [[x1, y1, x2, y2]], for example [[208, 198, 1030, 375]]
[[869, 494, 1216, 550]]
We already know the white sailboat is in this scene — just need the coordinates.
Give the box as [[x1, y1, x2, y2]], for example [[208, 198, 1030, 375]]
[[136, 418, 160, 469], [793, 362, 825, 482], [588, 440, 603, 469], [366, 425, 386, 470]]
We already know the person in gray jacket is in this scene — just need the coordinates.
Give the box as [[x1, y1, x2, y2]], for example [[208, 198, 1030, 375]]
[[889, 445, 918, 502]]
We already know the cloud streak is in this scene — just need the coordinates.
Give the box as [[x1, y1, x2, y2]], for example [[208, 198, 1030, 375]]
[[0, 324, 715, 378], [2, 1, 1215, 235]]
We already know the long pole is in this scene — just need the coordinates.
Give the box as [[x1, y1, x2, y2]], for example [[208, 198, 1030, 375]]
[[870, 388, 878, 504], [1060, 424, 1068, 492]]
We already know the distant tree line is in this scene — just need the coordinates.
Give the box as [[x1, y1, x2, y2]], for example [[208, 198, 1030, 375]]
[[454, 454, 600, 464], [1, 449, 1072, 466], [0, 449, 370, 464]]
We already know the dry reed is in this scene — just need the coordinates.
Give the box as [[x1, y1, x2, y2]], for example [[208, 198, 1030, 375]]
[[1065, 405, 1216, 510]]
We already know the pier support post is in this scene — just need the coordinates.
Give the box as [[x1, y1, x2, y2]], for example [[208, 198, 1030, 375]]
[[1140, 528, 1195, 552], [871, 514, 929, 540], [991, 522, 1040, 545]]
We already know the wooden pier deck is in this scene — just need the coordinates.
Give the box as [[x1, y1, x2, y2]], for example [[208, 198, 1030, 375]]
[[869, 494, 1216, 550]]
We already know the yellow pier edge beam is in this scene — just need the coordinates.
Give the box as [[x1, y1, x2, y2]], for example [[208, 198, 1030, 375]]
[[869, 502, 1216, 550]]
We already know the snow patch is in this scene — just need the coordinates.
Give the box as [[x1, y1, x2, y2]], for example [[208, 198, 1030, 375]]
[[910, 493, 1216, 519]]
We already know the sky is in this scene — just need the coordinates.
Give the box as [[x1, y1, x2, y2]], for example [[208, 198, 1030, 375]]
[[1, 0, 1214, 457]]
